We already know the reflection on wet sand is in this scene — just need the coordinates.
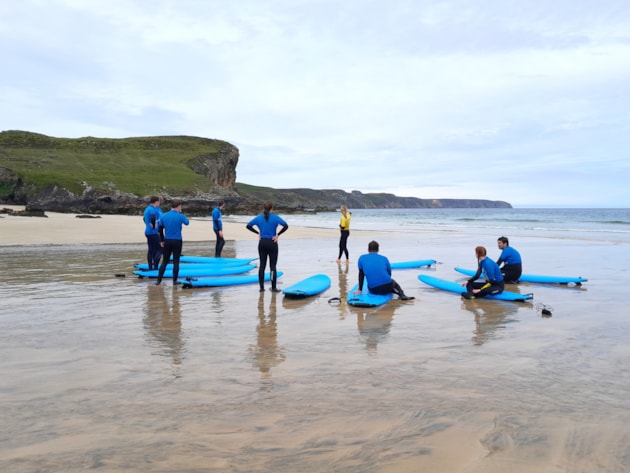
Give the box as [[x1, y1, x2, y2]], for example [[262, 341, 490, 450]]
[[355, 306, 396, 354], [207, 288, 227, 320], [460, 299, 523, 345], [250, 292, 285, 384], [337, 261, 349, 319], [281, 291, 319, 309], [143, 285, 184, 368]]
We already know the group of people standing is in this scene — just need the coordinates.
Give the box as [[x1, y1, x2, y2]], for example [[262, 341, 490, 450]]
[[144, 198, 522, 300], [143, 198, 289, 291]]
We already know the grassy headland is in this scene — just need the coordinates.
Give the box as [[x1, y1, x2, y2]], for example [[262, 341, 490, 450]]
[[0, 130, 231, 197]]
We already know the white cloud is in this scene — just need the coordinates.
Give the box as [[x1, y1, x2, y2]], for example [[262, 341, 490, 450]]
[[1, 0, 629, 207]]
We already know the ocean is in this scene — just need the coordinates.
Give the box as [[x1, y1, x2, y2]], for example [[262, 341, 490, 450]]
[[229, 207, 630, 242], [1, 208, 629, 472]]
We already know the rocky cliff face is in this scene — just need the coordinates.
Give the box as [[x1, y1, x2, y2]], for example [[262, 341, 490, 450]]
[[185, 148, 238, 189]]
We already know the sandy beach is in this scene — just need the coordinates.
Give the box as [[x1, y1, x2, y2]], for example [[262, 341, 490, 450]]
[[1, 206, 628, 473], [0, 205, 340, 246]]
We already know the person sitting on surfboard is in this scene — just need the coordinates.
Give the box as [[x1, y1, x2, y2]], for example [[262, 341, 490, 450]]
[[496, 236, 522, 283], [461, 246, 504, 299], [354, 240, 414, 300]]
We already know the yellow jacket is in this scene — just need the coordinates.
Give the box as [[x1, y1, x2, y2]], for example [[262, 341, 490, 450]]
[[339, 212, 351, 231]]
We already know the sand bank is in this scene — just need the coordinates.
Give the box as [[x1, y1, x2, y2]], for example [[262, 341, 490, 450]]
[[0, 206, 340, 246]]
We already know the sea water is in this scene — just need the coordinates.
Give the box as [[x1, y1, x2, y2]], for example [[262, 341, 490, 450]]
[[1, 208, 629, 472], [230, 207, 630, 242]]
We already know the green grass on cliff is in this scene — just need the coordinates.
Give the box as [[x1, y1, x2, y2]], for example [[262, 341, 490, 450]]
[[0, 131, 228, 196], [233, 182, 294, 201]]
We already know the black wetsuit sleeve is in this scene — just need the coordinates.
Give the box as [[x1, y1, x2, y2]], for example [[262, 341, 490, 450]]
[[246, 224, 259, 235], [150, 214, 157, 228], [358, 269, 365, 291], [277, 224, 288, 236], [158, 225, 165, 242], [469, 263, 482, 283]]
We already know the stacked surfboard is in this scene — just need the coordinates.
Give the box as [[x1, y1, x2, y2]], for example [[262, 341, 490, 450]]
[[133, 255, 265, 288]]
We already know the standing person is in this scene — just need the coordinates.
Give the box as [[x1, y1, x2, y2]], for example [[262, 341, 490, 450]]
[[336, 205, 351, 263], [461, 246, 504, 299], [143, 196, 163, 270], [496, 236, 522, 283], [155, 199, 190, 286], [354, 241, 414, 300], [212, 200, 225, 258], [246, 201, 289, 292]]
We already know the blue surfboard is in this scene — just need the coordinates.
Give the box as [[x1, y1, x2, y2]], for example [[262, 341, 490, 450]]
[[283, 274, 331, 298], [346, 284, 393, 307], [134, 261, 257, 271], [181, 271, 283, 288], [391, 259, 436, 269], [134, 264, 255, 279], [454, 267, 588, 285], [418, 274, 533, 302], [177, 256, 257, 265]]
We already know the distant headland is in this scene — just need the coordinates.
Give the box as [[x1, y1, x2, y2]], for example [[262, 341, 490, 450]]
[[0, 130, 511, 215]]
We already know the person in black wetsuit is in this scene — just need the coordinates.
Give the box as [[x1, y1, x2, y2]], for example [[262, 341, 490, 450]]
[[496, 236, 522, 283], [211, 201, 225, 258], [461, 246, 505, 299], [143, 196, 162, 270], [246, 201, 289, 292], [354, 240, 414, 300], [336, 205, 351, 263], [155, 199, 190, 286]]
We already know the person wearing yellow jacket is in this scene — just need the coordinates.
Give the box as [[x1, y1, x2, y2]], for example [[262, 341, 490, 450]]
[[336, 205, 351, 263]]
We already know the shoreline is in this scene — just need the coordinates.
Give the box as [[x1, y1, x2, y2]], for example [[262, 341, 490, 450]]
[[0, 206, 346, 246]]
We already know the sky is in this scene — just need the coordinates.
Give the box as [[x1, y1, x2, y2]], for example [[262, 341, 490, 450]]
[[1, 1, 629, 208]]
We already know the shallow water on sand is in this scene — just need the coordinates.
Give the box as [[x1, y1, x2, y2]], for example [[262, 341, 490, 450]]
[[1, 235, 629, 472]]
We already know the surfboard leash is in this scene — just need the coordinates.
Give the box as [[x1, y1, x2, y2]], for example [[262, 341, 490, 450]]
[[535, 303, 553, 317]]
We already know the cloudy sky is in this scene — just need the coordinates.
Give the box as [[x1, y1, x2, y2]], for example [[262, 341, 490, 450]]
[[1, 1, 629, 207]]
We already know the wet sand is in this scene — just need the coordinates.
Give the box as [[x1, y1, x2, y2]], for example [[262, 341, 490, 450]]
[[1, 208, 629, 472]]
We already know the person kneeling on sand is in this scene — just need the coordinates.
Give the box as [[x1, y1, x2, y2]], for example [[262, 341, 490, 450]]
[[354, 240, 414, 300]]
